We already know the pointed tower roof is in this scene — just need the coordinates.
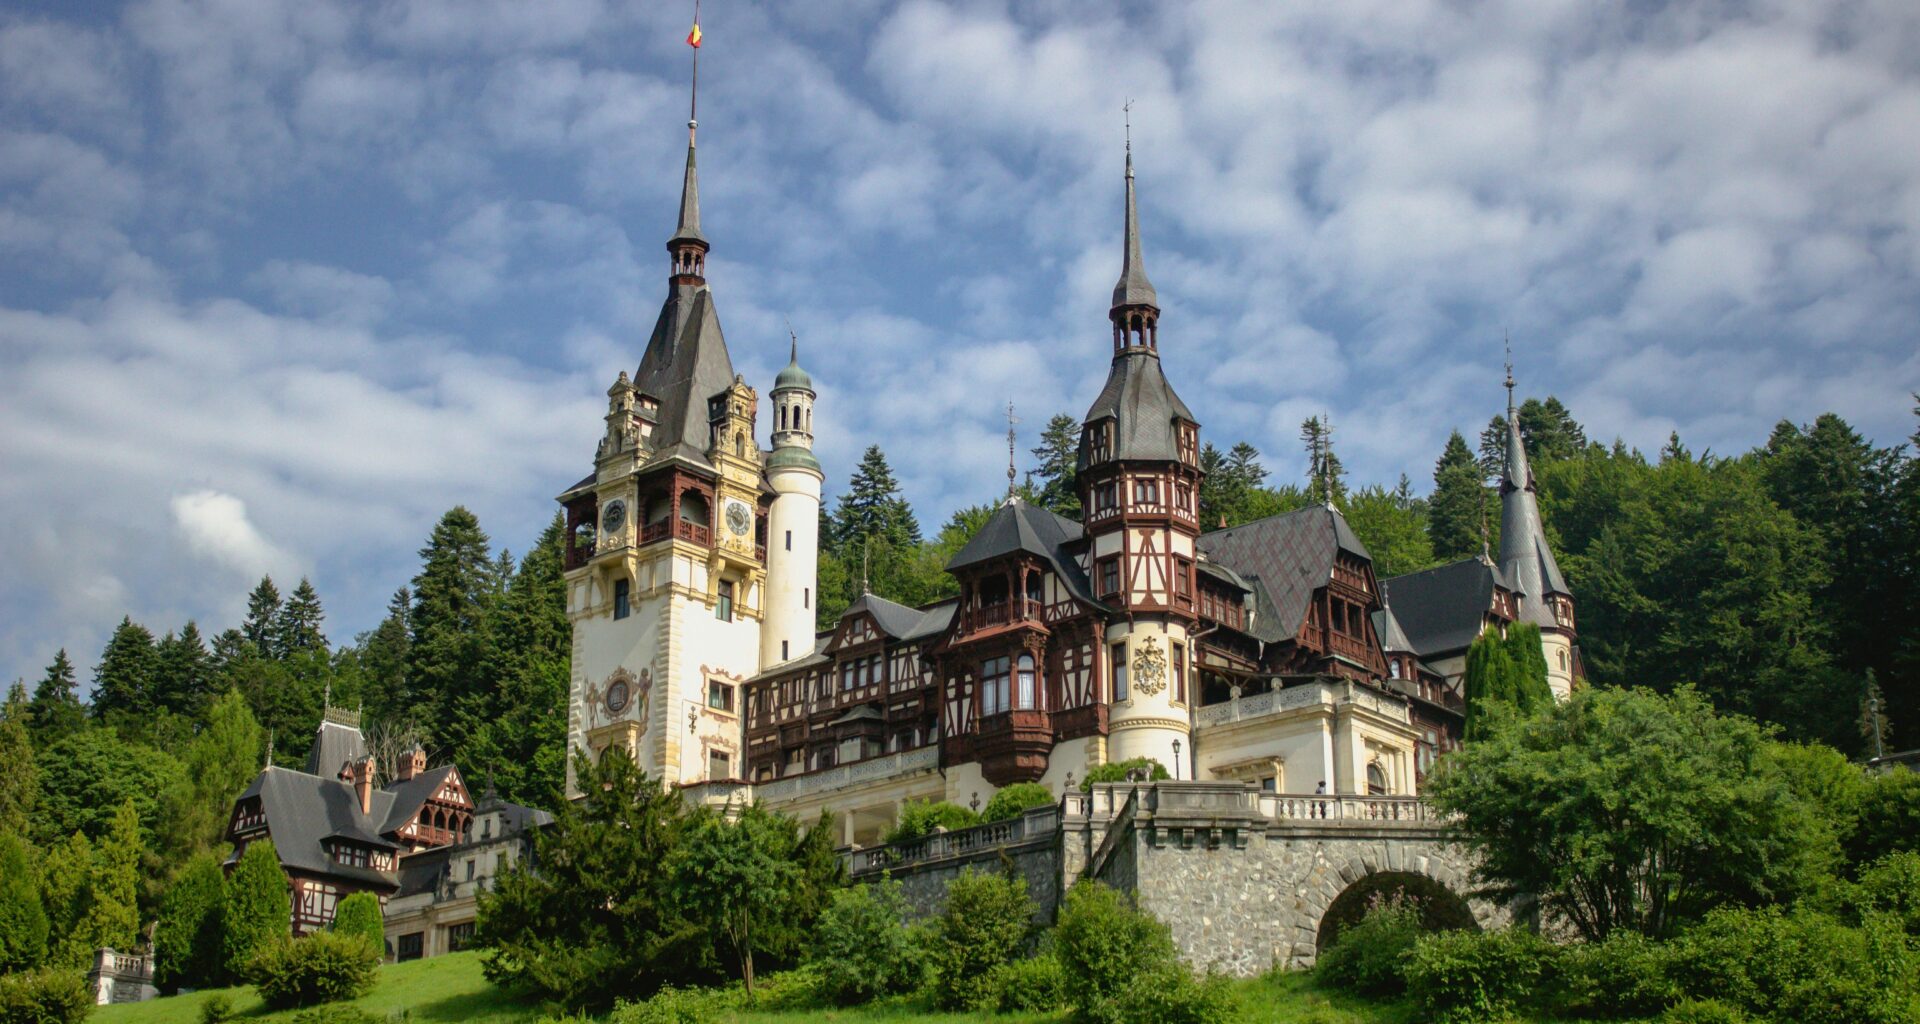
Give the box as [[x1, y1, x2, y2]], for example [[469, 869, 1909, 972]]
[[1497, 362, 1572, 626], [1111, 134, 1158, 311], [773, 335, 812, 392], [669, 122, 707, 248]]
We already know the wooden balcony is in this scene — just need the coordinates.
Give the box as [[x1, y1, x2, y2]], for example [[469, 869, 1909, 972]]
[[958, 599, 1045, 636], [973, 708, 1053, 786], [676, 520, 711, 545]]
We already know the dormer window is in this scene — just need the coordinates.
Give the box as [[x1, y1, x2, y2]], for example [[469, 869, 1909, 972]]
[[1085, 421, 1112, 464], [1177, 422, 1198, 464]]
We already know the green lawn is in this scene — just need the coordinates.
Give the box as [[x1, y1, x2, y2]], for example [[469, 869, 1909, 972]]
[[92, 953, 1570, 1024]]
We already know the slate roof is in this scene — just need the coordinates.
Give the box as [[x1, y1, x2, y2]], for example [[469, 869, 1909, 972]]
[[669, 137, 705, 247], [844, 591, 927, 639], [1372, 605, 1415, 654], [1380, 557, 1506, 658], [1497, 402, 1572, 626], [306, 719, 368, 779], [377, 765, 459, 834], [631, 284, 735, 473], [1112, 148, 1157, 310], [946, 498, 1097, 605], [233, 767, 401, 889], [1079, 352, 1196, 467], [1197, 505, 1372, 644]]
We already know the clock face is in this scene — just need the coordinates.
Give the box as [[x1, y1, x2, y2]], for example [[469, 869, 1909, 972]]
[[605, 679, 629, 714], [725, 500, 751, 537], [601, 500, 626, 534]]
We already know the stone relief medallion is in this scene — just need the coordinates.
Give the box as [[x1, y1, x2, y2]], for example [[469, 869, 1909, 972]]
[[1132, 635, 1168, 696]]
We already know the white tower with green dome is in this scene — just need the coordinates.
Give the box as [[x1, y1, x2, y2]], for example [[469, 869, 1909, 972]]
[[763, 339, 822, 667]]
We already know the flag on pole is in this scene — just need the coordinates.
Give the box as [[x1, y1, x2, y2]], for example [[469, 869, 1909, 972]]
[[687, 22, 702, 47]]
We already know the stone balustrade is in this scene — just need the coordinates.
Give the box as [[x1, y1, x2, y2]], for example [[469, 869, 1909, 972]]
[[752, 746, 938, 804], [1194, 678, 1410, 728], [848, 802, 1061, 876]]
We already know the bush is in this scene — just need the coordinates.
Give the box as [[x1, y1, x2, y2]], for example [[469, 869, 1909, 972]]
[[330, 893, 385, 956], [1054, 880, 1180, 1018], [287, 1007, 382, 1024], [1849, 851, 1920, 934], [1312, 900, 1422, 996], [740, 968, 819, 1012], [248, 931, 381, 1010], [1666, 906, 1920, 1024], [1106, 962, 1236, 1024], [198, 993, 236, 1024], [1660, 998, 1751, 1024], [1404, 927, 1558, 1023], [881, 800, 978, 844], [987, 952, 1068, 1013], [0, 968, 91, 1024], [981, 783, 1055, 823], [926, 869, 1033, 1010], [223, 840, 288, 981], [605, 985, 737, 1024], [1079, 757, 1169, 790], [808, 878, 922, 1005], [1555, 930, 1679, 1019], [156, 853, 229, 992]]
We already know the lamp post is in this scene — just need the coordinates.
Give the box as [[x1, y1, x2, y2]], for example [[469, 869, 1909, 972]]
[[1172, 738, 1182, 780]]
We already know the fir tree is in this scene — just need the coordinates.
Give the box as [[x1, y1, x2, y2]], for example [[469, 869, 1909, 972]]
[[274, 578, 328, 656], [0, 832, 47, 973], [83, 800, 142, 953], [1300, 416, 1347, 505], [0, 685, 35, 838], [1429, 431, 1485, 561], [90, 617, 158, 720], [1502, 623, 1555, 714], [208, 628, 252, 676], [463, 515, 570, 804], [153, 852, 226, 992], [1029, 413, 1082, 518], [1478, 396, 1589, 474], [39, 831, 93, 967], [243, 577, 283, 658], [223, 839, 287, 979], [355, 588, 410, 721], [1462, 630, 1520, 742], [829, 446, 921, 551], [408, 507, 496, 733], [28, 649, 85, 745], [152, 622, 213, 719]]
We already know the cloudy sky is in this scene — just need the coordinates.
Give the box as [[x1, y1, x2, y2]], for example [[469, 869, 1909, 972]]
[[4, 0, 1918, 689]]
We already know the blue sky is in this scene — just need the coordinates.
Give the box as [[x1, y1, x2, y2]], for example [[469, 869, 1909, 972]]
[[4, 0, 1919, 689]]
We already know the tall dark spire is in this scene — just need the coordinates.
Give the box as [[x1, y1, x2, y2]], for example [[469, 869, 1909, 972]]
[[666, 120, 709, 285], [1111, 104, 1159, 332], [1496, 351, 1572, 626]]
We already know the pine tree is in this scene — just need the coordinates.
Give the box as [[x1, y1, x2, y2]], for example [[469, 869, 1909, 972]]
[[208, 628, 252, 677], [1478, 396, 1589, 474], [829, 446, 921, 551], [1300, 416, 1348, 505], [243, 577, 284, 659], [1429, 431, 1486, 562], [28, 650, 85, 745], [408, 508, 496, 734], [83, 799, 142, 952], [1029, 413, 1082, 518], [353, 589, 410, 721], [223, 839, 287, 979], [0, 685, 35, 838], [152, 622, 213, 719], [154, 852, 226, 992], [274, 578, 328, 656], [91, 617, 158, 721], [463, 515, 570, 804], [0, 832, 48, 973], [39, 832, 92, 967]]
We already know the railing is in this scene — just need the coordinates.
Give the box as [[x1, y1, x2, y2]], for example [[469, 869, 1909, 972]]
[[675, 521, 710, 545], [639, 521, 670, 544], [849, 803, 1062, 875], [753, 746, 937, 804], [1262, 794, 1435, 823], [1074, 782, 1442, 832], [756, 544, 767, 563], [960, 599, 1044, 633], [1194, 679, 1410, 727]]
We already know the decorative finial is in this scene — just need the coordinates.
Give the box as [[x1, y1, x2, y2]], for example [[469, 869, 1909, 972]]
[[1479, 488, 1491, 562], [1504, 330, 1516, 413], [265, 730, 274, 770], [786, 318, 798, 364], [1007, 400, 1019, 501], [1124, 98, 1132, 164], [860, 538, 871, 595]]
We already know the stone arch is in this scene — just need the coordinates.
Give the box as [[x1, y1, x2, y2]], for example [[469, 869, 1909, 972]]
[[1293, 840, 1508, 966], [1316, 870, 1477, 951]]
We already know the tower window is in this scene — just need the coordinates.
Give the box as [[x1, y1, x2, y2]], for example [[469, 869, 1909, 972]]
[[1172, 643, 1186, 704], [785, 530, 791, 551], [613, 579, 630, 620], [804, 587, 810, 609], [1132, 478, 1159, 505], [716, 580, 734, 622], [980, 656, 1011, 717], [1098, 557, 1121, 597], [1016, 653, 1037, 710], [707, 679, 733, 711], [1111, 642, 1129, 701], [782, 640, 790, 661]]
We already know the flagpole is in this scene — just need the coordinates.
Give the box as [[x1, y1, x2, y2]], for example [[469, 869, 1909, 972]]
[[689, 0, 701, 142]]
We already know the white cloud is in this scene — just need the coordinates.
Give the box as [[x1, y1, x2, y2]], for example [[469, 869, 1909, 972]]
[[171, 490, 297, 580]]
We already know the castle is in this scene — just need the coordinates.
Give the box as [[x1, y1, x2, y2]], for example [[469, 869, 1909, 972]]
[[557, 115, 1579, 846]]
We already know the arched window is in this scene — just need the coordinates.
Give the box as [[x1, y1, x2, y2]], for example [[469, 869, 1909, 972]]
[[1016, 653, 1037, 709], [679, 491, 710, 526], [1366, 762, 1388, 795]]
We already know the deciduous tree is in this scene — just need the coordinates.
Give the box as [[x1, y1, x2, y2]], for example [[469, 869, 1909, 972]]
[[668, 804, 801, 998]]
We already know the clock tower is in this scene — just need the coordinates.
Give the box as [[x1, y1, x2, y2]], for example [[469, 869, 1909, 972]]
[[557, 115, 768, 795]]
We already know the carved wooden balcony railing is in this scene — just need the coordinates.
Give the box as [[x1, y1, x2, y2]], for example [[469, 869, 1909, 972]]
[[959, 599, 1045, 635]]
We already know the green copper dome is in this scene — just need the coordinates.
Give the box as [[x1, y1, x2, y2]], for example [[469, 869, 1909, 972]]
[[766, 446, 821, 473], [773, 337, 813, 392]]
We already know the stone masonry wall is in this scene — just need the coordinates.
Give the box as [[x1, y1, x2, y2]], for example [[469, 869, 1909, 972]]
[[887, 839, 1060, 926]]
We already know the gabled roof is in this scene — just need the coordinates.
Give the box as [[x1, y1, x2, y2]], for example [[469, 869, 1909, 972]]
[[1079, 352, 1196, 467], [233, 767, 400, 888], [1372, 605, 1415, 654], [945, 498, 1097, 606], [631, 285, 735, 473], [378, 765, 463, 834], [1380, 557, 1506, 658], [843, 592, 927, 640], [1196, 505, 1372, 644], [306, 719, 368, 779]]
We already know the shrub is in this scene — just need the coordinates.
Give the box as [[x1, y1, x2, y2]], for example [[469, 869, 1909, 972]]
[[881, 800, 978, 844], [330, 893, 385, 956], [926, 869, 1033, 1010], [808, 877, 922, 1005], [741, 967, 819, 1012], [1106, 962, 1236, 1024], [1053, 880, 1180, 1017], [1312, 899, 1422, 996], [987, 952, 1068, 1013], [1555, 930, 1679, 1019], [223, 839, 288, 981], [1850, 851, 1920, 934], [0, 968, 91, 1024], [1404, 927, 1558, 1023], [1666, 907, 1920, 1024], [1660, 998, 1751, 1024], [605, 985, 737, 1024], [198, 993, 236, 1024], [248, 931, 381, 1009], [981, 783, 1055, 823], [156, 853, 229, 992], [287, 1006, 382, 1024], [1079, 757, 1169, 790]]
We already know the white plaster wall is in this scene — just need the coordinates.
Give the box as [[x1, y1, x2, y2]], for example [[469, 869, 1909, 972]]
[[1543, 630, 1575, 701], [1195, 717, 1329, 793], [670, 585, 763, 785], [568, 574, 667, 776], [1105, 619, 1194, 771], [763, 467, 821, 668]]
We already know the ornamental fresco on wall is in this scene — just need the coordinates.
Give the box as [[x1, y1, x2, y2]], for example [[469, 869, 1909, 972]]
[[1132, 635, 1167, 696]]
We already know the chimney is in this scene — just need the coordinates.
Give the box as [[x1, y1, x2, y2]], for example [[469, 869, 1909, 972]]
[[396, 744, 426, 783], [351, 756, 375, 815]]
